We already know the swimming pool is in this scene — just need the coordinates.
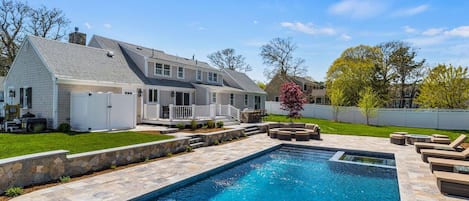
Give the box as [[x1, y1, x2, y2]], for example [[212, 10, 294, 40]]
[[135, 145, 400, 201]]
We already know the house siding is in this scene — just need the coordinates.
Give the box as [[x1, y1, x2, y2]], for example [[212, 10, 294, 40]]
[[57, 84, 122, 126], [147, 60, 222, 85], [4, 40, 54, 127]]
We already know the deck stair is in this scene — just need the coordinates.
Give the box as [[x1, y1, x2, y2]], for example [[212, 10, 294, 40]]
[[189, 135, 205, 149], [244, 125, 261, 136]]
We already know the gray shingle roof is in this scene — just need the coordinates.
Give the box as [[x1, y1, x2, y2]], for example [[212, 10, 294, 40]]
[[91, 35, 216, 71], [222, 69, 266, 94], [90, 35, 194, 89], [28, 35, 142, 85]]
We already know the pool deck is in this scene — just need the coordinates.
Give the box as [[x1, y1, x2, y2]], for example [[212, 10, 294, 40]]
[[13, 133, 466, 201]]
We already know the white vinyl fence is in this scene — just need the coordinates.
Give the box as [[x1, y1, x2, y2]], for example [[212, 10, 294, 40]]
[[265, 101, 469, 130]]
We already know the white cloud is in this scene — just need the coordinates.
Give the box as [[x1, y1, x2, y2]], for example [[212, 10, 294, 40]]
[[103, 23, 112, 29], [84, 22, 92, 29], [406, 35, 447, 47], [422, 28, 444, 36], [393, 4, 429, 17], [253, 20, 259, 24], [445, 26, 469, 37], [340, 34, 352, 41], [281, 22, 336, 35], [402, 25, 417, 33], [328, 0, 387, 19]]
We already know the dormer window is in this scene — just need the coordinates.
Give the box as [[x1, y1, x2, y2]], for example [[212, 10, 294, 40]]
[[196, 70, 202, 81], [208, 72, 218, 83], [154, 63, 171, 77], [177, 67, 184, 79]]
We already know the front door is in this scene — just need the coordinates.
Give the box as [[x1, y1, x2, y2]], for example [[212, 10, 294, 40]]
[[254, 96, 261, 109], [175, 92, 190, 105]]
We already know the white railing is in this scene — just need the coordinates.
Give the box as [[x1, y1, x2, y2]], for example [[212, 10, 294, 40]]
[[172, 105, 193, 119], [144, 104, 241, 121], [229, 105, 240, 121], [143, 104, 159, 120]]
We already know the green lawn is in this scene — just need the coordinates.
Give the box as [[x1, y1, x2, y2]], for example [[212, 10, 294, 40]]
[[265, 114, 469, 141], [0, 131, 173, 159]]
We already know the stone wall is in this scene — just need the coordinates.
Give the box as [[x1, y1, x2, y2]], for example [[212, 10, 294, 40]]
[[0, 138, 189, 194], [199, 128, 245, 146]]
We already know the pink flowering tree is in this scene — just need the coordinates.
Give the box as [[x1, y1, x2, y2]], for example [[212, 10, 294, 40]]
[[280, 82, 307, 121]]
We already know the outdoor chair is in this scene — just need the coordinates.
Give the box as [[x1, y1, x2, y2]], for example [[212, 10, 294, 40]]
[[433, 171, 469, 197], [428, 157, 469, 172], [420, 148, 469, 163], [414, 134, 467, 153]]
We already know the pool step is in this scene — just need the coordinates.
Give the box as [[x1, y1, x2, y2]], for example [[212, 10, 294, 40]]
[[189, 136, 205, 149], [244, 126, 261, 136]]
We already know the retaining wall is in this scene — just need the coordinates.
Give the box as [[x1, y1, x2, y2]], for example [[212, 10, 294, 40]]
[[0, 137, 190, 194]]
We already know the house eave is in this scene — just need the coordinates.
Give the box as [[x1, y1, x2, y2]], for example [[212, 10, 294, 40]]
[[56, 78, 143, 88]]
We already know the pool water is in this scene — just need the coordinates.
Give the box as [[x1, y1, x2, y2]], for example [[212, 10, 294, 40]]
[[143, 146, 400, 201]]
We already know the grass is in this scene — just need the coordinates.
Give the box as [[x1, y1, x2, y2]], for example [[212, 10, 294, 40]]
[[0, 131, 173, 159], [265, 114, 469, 141]]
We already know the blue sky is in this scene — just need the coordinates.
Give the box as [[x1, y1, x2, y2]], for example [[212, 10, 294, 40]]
[[31, 0, 469, 82]]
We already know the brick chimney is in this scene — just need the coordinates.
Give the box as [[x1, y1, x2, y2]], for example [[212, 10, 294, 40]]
[[68, 27, 86, 45]]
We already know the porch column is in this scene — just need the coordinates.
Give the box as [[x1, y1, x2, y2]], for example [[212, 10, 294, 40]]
[[191, 104, 195, 119], [227, 104, 231, 117], [169, 104, 173, 121], [156, 104, 160, 120], [210, 104, 216, 119], [217, 104, 221, 116]]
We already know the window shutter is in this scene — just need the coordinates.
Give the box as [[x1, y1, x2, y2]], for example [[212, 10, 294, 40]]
[[148, 89, 153, 102], [19, 88, 24, 108], [26, 87, 32, 108]]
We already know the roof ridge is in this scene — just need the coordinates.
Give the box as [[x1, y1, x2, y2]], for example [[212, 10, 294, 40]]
[[28, 35, 113, 53]]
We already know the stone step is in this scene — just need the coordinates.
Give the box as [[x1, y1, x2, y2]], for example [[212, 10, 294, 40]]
[[190, 142, 205, 149], [245, 130, 260, 136], [244, 126, 259, 132], [223, 121, 240, 126], [189, 137, 202, 144]]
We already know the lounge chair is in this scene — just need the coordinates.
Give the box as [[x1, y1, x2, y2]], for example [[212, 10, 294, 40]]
[[414, 134, 467, 153], [421, 148, 469, 163], [428, 157, 469, 172], [433, 171, 469, 197]]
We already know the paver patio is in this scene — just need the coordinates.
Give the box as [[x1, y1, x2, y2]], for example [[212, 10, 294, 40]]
[[12, 133, 467, 201]]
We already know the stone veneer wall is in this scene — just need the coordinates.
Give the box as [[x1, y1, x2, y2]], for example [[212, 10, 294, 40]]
[[0, 137, 189, 194], [199, 128, 245, 146]]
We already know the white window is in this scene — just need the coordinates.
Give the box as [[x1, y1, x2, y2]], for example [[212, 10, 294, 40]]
[[196, 70, 202, 81], [154, 63, 163, 75], [177, 67, 184, 79], [208, 72, 218, 83], [230, 93, 234, 105], [303, 84, 307, 91], [163, 64, 171, 76], [244, 94, 248, 106], [148, 89, 158, 103], [211, 92, 217, 103]]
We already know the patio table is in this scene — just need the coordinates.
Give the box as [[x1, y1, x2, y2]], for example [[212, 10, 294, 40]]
[[406, 134, 431, 145]]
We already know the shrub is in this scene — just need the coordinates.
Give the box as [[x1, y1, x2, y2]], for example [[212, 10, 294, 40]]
[[59, 176, 71, 183], [216, 121, 224, 128], [207, 120, 216, 128], [191, 120, 198, 130], [202, 124, 208, 129], [110, 164, 117, 169], [57, 123, 71, 133], [213, 140, 219, 145], [176, 123, 185, 129], [186, 145, 193, 152], [5, 187, 23, 197], [166, 152, 173, 157]]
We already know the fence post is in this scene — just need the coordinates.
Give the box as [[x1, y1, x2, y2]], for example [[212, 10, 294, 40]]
[[192, 104, 196, 119], [436, 107, 439, 129], [169, 104, 173, 121]]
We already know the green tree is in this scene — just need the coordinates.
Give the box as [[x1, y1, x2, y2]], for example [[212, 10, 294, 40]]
[[358, 87, 381, 125], [326, 45, 379, 106], [415, 64, 469, 109], [256, 81, 266, 90], [387, 41, 425, 108], [328, 87, 346, 122]]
